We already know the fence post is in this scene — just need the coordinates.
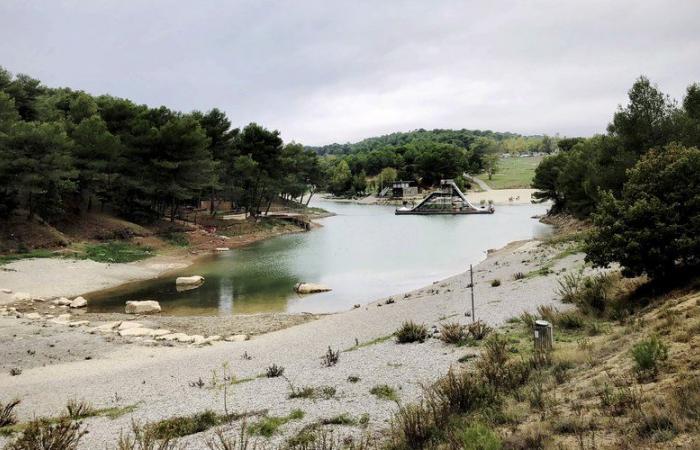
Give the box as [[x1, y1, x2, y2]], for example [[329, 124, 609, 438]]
[[534, 320, 553, 352]]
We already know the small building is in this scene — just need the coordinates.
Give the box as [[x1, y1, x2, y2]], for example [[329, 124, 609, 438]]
[[391, 181, 418, 198]]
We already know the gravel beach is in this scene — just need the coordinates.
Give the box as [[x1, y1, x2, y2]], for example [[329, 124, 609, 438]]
[[0, 238, 585, 448]]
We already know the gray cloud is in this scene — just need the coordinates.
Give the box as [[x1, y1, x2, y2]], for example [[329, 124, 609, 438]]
[[1, 0, 699, 145]]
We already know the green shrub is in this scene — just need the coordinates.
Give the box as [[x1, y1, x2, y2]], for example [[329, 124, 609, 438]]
[[395, 321, 429, 344], [147, 410, 224, 439], [162, 232, 188, 247], [65, 399, 94, 420], [467, 320, 492, 340], [370, 384, 399, 402], [452, 423, 501, 450], [84, 242, 153, 263], [5, 417, 86, 450], [321, 346, 340, 367], [631, 335, 668, 380], [490, 279, 501, 287], [248, 410, 304, 437], [476, 334, 531, 391]]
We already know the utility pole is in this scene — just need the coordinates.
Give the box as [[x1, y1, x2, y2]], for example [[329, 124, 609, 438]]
[[470, 264, 475, 322]]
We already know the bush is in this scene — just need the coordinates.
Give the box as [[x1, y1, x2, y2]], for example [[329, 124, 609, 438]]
[[65, 399, 94, 420], [586, 144, 700, 280], [370, 384, 399, 402], [266, 364, 285, 378], [432, 368, 498, 415], [451, 423, 502, 450], [147, 410, 225, 439], [5, 417, 86, 450], [512, 272, 525, 281], [631, 335, 668, 380], [84, 242, 153, 263], [321, 347, 340, 367], [467, 320, 492, 340], [556, 272, 616, 315], [0, 399, 20, 427], [395, 321, 429, 344], [439, 322, 469, 344], [490, 279, 501, 287], [476, 334, 531, 391]]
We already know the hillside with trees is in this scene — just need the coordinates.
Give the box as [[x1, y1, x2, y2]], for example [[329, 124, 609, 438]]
[[311, 129, 559, 196], [532, 76, 700, 281], [0, 67, 324, 228]]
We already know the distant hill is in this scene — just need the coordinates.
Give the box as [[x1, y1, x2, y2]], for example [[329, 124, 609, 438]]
[[306, 128, 536, 155]]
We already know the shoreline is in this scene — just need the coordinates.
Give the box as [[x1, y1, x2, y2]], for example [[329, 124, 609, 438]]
[[0, 231, 585, 447], [322, 187, 538, 206]]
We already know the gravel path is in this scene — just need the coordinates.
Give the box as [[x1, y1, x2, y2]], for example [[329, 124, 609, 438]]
[[0, 239, 585, 448]]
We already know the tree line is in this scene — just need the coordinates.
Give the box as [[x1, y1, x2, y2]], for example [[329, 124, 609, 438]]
[[0, 67, 324, 223], [533, 76, 700, 280], [316, 130, 558, 196]]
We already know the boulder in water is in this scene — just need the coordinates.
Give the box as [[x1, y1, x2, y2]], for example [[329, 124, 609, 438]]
[[125, 300, 161, 314], [175, 275, 204, 286], [294, 282, 332, 294]]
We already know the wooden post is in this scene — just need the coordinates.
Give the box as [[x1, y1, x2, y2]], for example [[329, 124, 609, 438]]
[[534, 320, 554, 352], [470, 264, 475, 322]]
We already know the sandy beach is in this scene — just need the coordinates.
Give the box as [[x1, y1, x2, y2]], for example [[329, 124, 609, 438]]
[[0, 235, 587, 448]]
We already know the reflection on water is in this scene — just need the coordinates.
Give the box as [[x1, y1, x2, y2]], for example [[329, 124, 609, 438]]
[[88, 200, 551, 315]]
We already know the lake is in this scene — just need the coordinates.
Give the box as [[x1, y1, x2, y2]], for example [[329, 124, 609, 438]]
[[87, 199, 551, 315]]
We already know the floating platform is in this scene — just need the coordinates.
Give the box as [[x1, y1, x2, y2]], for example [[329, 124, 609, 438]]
[[395, 179, 494, 215]]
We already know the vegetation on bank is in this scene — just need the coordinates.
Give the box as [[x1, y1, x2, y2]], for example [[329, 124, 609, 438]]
[[0, 66, 324, 227], [532, 76, 700, 282]]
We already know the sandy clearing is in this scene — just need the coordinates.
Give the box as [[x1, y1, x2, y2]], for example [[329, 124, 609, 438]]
[[0, 238, 588, 448], [0, 256, 189, 305], [465, 188, 538, 205]]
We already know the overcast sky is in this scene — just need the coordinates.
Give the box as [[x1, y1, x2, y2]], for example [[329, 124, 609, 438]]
[[1, 1, 699, 145]]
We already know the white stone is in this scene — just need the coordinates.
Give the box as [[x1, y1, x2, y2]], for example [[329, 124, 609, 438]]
[[124, 300, 161, 315], [215, 247, 230, 251], [150, 329, 171, 337], [32, 296, 46, 302], [53, 298, 72, 306], [1, 288, 12, 294], [90, 321, 120, 334], [69, 320, 90, 327], [176, 334, 195, 343], [69, 297, 87, 308], [294, 282, 332, 294], [118, 321, 143, 330], [191, 335, 206, 345], [119, 327, 156, 337], [24, 312, 41, 320], [175, 275, 204, 286], [13, 292, 31, 301], [49, 318, 70, 325], [225, 334, 249, 342], [57, 314, 71, 321], [155, 333, 181, 341]]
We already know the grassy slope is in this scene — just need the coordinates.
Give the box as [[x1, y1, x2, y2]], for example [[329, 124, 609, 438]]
[[478, 156, 543, 189]]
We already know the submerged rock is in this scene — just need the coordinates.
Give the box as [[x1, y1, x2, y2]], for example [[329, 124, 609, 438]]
[[125, 300, 161, 315], [175, 275, 204, 286], [294, 282, 332, 294]]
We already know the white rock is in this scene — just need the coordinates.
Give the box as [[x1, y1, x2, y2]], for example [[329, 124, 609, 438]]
[[118, 321, 143, 330], [294, 282, 332, 294], [191, 335, 206, 345], [1, 288, 12, 294], [119, 327, 156, 337], [24, 312, 41, 320], [13, 292, 31, 301], [53, 298, 72, 306], [225, 334, 249, 342], [175, 275, 204, 286], [155, 333, 181, 341], [49, 318, 70, 325], [215, 247, 230, 251], [150, 329, 171, 337], [124, 300, 161, 315], [33, 296, 46, 302], [57, 314, 71, 321], [69, 297, 87, 308], [69, 320, 90, 327], [176, 334, 195, 343]]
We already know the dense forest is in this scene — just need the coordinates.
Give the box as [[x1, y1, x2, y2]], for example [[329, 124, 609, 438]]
[[0, 67, 324, 224], [312, 129, 558, 196], [533, 76, 700, 279]]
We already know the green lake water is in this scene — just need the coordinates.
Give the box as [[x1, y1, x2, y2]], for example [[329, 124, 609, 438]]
[[87, 200, 551, 315]]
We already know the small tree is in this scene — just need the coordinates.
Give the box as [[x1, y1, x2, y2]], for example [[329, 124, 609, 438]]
[[585, 144, 700, 279]]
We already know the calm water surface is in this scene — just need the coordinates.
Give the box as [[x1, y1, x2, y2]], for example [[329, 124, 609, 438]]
[[88, 200, 551, 315]]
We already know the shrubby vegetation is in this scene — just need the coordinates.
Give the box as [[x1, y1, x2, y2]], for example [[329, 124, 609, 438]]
[[0, 66, 324, 224], [533, 76, 700, 280]]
